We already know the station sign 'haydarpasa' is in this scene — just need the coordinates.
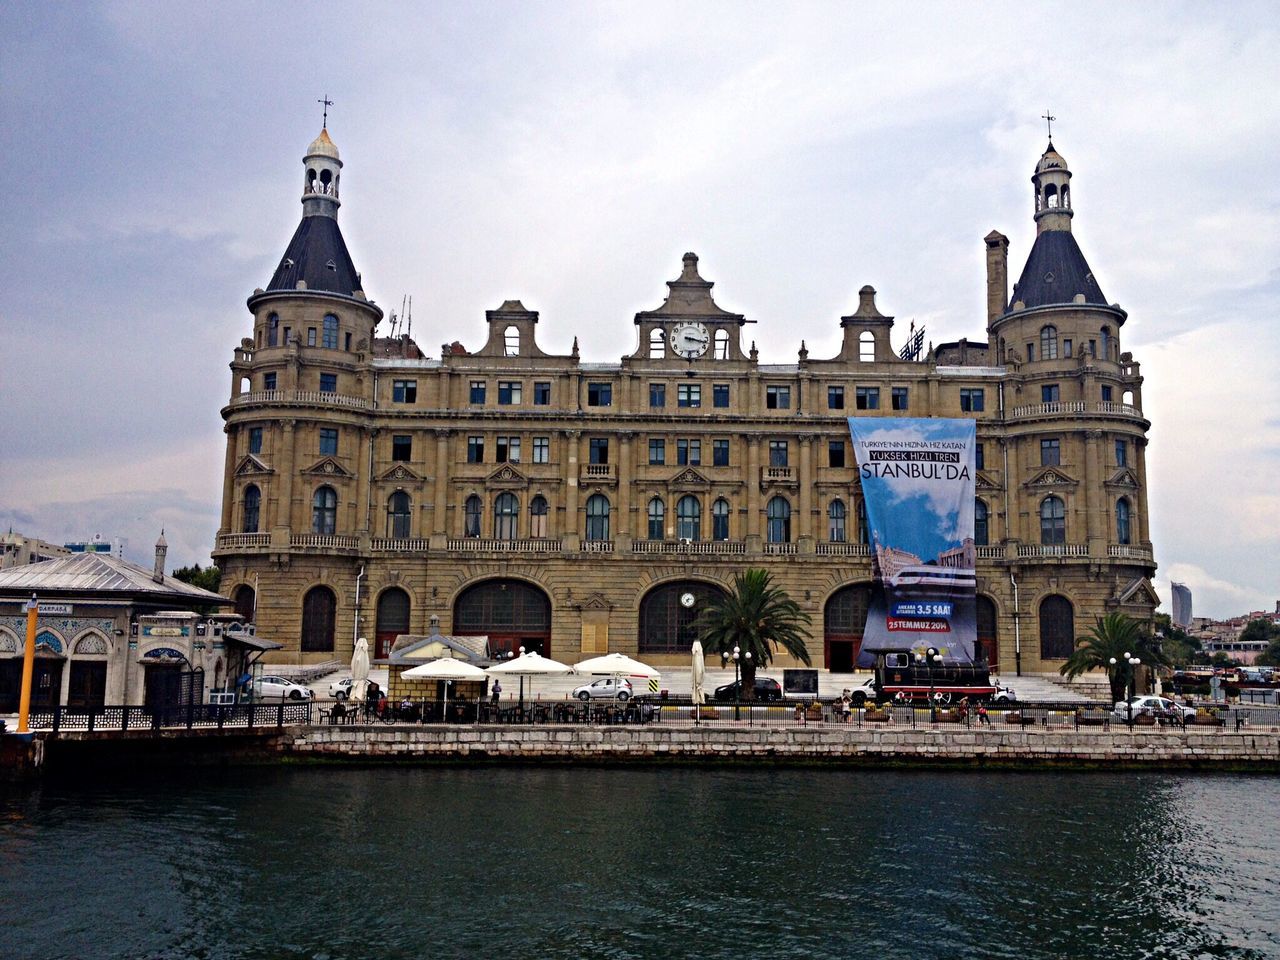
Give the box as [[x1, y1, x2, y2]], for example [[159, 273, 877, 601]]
[[847, 418, 978, 666]]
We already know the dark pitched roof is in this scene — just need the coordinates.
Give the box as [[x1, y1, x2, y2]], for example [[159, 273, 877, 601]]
[[1007, 230, 1108, 313], [266, 215, 362, 297], [0, 553, 229, 605]]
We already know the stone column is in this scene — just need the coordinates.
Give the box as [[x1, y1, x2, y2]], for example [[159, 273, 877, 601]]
[[746, 433, 762, 543], [1083, 428, 1103, 555], [617, 431, 634, 547], [431, 428, 452, 542], [273, 419, 297, 545], [1135, 437, 1151, 544], [355, 427, 373, 535], [563, 429, 581, 541], [219, 424, 237, 534], [797, 434, 814, 550]]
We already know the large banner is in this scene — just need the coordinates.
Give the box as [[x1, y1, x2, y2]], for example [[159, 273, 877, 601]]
[[847, 417, 977, 665]]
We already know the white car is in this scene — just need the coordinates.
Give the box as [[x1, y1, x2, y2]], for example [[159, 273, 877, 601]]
[[328, 677, 354, 700], [254, 675, 314, 700], [1112, 695, 1194, 723], [572, 677, 634, 701]]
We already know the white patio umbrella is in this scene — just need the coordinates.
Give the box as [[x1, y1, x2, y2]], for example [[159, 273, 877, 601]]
[[403, 658, 487, 719], [349, 636, 370, 703], [691, 640, 706, 707], [488, 651, 573, 708], [574, 653, 661, 700]]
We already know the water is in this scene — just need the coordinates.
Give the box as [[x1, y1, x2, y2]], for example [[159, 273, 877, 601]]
[[2, 767, 1278, 960]]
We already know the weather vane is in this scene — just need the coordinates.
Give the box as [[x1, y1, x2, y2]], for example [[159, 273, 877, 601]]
[[318, 95, 334, 127], [1042, 110, 1056, 140]]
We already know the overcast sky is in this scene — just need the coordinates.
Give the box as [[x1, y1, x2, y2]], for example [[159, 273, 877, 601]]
[[2, 2, 1277, 619]]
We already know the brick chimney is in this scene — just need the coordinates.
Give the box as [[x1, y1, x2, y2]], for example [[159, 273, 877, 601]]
[[985, 231, 1009, 325]]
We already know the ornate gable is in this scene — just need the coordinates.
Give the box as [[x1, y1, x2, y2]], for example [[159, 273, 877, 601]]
[[670, 467, 710, 489], [234, 454, 273, 477], [575, 592, 613, 611], [975, 470, 1002, 490], [485, 464, 528, 489], [1113, 576, 1160, 608], [1024, 467, 1078, 490], [1105, 468, 1140, 489], [376, 463, 424, 483], [301, 456, 355, 478]]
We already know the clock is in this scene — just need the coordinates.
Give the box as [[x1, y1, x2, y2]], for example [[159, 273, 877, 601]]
[[670, 321, 710, 359], [680, 591, 697, 609]]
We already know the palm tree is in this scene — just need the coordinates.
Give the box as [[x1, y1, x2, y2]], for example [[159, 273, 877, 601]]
[[1060, 612, 1168, 702], [695, 569, 812, 701]]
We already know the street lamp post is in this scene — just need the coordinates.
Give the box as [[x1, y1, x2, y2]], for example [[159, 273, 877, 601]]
[[723, 646, 742, 721]]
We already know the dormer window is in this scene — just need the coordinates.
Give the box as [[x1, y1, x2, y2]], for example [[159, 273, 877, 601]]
[[325, 259, 337, 272]]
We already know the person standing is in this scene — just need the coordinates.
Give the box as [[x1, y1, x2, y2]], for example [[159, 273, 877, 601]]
[[491, 679, 502, 703]]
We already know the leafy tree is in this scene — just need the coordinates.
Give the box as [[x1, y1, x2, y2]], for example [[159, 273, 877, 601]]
[[695, 569, 812, 701], [1257, 638, 1280, 668], [172, 563, 222, 594], [1154, 611, 1200, 667], [1239, 619, 1280, 645], [1210, 651, 1238, 668], [1060, 612, 1169, 702]]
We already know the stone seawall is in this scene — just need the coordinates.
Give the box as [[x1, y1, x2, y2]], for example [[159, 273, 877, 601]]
[[283, 724, 1280, 769]]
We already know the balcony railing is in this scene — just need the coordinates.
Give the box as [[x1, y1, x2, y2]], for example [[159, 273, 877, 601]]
[[761, 466, 796, 484], [581, 463, 616, 482], [1016, 543, 1089, 558], [976, 545, 1005, 559], [446, 538, 563, 552], [632, 540, 747, 555], [580, 539, 614, 553], [371, 538, 432, 552], [290, 534, 360, 550], [1108, 543, 1154, 561], [815, 542, 871, 556], [216, 533, 270, 549], [231, 389, 373, 410], [763, 542, 798, 555], [1009, 400, 1143, 420]]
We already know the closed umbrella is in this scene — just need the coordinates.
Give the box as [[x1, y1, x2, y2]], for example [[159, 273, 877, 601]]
[[350, 636, 370, 703], [691, 640, 706, 709], [403, 658, 486, 720]]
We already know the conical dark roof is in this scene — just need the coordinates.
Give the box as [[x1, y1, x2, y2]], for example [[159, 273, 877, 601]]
[[1007, 230, 1107, 313], [266, 215, 362, 297]]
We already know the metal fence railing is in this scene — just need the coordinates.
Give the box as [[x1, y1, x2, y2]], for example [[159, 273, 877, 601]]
[[26, 701, 314, 733]]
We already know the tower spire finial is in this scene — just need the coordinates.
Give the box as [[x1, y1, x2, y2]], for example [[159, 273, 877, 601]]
[[1042, 110, 1056, 140], [318, 95, 334, 128]]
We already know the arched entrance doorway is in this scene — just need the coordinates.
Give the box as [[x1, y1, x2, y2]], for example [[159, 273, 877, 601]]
[[301, 586, 336, 653], [824, 584, 872, 672], [976, 596, 999, 669], [375, 587, 411, 659], [233, 584, 256, 624], [638, 581, 728, 656], [454, 579, 552, 658]]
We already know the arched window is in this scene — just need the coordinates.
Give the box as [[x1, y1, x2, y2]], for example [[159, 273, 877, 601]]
[[529, 495, 549, 538], [859, 331, 875, 362], [676, 495, 701, 541], [639, 581, 728, 654], [1039, 594, 1075, 659], [387, 491, 411, 539], [649, 328, 665, 359], [464, 495, 482, 538], [712, 498, 730, 541], [766, 496, 791, 543], [828, 499, 847, 542], [301, 586, 336, 652], [504, 325, 520, 357], [1040, 325, 1058, 360], [243, 484, 261, 533], [714, 329, 729, 360], [974, 499, 989, 547], [233, 584, 256, 624], [1061, 185, 1071, 209], [1040, 495, 1065, 545], [267, 313, 279, 347], [323, 313, 339, 350], [1116, 498, 1132, 545], [311, 486, 337, 535], [857, 499, 870, 545], [375, 588, 410, 659], [647, 497, 665, 540], [1045, 183, 1059, 208], [585, 494, 611, 541], [976, 595, 998, 667], [494, 492, 519, 540]]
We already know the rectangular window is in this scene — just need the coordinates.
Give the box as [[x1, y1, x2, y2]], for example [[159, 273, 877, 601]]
[[677, 384, 701, 408], [496, 436, 520, 463], [648, 438, 666, 465], [713, 439, 730, 466], [469, 380, 486, 404], [307, 327, 317, 347], [392, 435, 412, 462], [282, 326, 291, 345], [828, 385, 845, 410], [248, 427, 263, 455], [1041, 384, 1060, 403], [713, 384, 730, 408], [467, 436, 484, 463], [587, 382, 612, 407], [975, 443, 985, 471], [533, 437, 550, 463], [855, 387, 880, 410], [960, 388, 985, 412], [1115, 439, 1128, 467], [498, 381, 522, 405], [649, 383, 666, 408], [828, 440, 845, 468], [676, 439, 701, 466], [766, 385, 791, 409], [1026, 343, 1034, 361], [1089, 339, 1097, 357], [1064, 339, 1073, 358], [319, 373, 337, 393], [1041, 438, 1061, 467], [263, 372, 277, 391], [319, 428, 338, 456], [322, 315, 339, 349], [344, 332, 352, 351], [589, 438, 609, 464], [392, 379, 417, 403], [891, 387, 909, 411], [1101, 385, 1113, 402], [533, 382, 551, 405], [769, 440, 789, 467]]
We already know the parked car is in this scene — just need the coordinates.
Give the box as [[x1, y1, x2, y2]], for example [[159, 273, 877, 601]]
[[1112, 695, 1194, 723], [573, 677, 634, 701], [328, 677, 354, 700], [712, 677, 783, 702], [254, 675, 314, 700]]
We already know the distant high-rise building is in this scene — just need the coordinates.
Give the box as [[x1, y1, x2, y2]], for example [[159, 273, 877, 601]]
[[1171, 582, 1192, 629], [0, 531, 72, 569]]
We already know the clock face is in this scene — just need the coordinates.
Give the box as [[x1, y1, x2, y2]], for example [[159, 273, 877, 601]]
[[680, 591, 697, 608], [671, 321, 710, 359]]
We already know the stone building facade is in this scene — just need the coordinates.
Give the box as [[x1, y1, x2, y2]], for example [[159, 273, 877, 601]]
[[213, 129, 1158, 674]]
